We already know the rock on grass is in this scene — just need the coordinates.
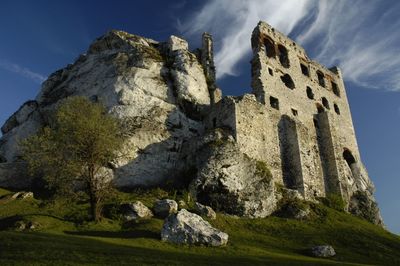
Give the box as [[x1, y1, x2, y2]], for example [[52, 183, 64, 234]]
[[161, 209, 228, 246]]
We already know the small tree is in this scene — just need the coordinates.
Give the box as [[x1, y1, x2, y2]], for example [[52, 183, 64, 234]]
[[22, 96, 125, 221]]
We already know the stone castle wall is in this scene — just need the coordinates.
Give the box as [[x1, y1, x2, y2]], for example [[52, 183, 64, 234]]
[[221, 21, 373, 202], [0, 21, 381, 223]]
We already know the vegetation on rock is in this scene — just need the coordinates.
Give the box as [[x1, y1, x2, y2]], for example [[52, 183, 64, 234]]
[[319, 193, 346, 212], [255, 160, 273, 182]]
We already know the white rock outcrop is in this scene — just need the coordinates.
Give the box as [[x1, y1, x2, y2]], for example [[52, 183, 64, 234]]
[[191, 140, 277, 218], [122, 201, 153, 221], [310, 245, 336, 258], [0, 30, 212, 189], [161, 209, 228, 246]]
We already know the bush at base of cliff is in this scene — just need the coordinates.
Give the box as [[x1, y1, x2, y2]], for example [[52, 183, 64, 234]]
[[21, 96, 126, 222]]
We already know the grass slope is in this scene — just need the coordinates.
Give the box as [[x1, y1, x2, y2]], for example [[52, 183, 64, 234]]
[[0, 187, 399, 265]]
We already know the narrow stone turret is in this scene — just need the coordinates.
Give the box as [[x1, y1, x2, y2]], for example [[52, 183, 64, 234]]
[[201, 32, 221, 104]]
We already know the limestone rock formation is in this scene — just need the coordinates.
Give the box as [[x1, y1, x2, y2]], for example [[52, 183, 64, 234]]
[[161, 209, 228, 246], [191, 138, 277, 218], [194, 202, 217, 220], [348, 191, 383, 226], [153, 199, 178, 218], [11, 191, 34, 200], [121, 201, 153, 221], [178, 200, 187, 209], [0, 30, 212, 189], [0, 21, 383, 225], [309, 245, 336, 258]]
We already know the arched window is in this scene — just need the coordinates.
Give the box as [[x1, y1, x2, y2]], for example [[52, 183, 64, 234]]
[[343, 149, 356, 168], [300, 63, 309, 76], [332, 81, 340, 97], [334, 104, 340, 115], [281, 74, 295, 89], [322, 97, 330, 109], [278, 44, 290, 68], [317, 71, 325, 87], [264, 38, 276, 58], [306, 86, 314, 99], [270, 96, 279, 110]]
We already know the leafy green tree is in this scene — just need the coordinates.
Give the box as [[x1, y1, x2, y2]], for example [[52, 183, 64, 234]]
[[22, 96, 125, 221]]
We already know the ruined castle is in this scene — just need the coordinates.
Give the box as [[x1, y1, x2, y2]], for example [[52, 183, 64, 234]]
[[0, 21, 382, 224], [208, 21, 371, 203]]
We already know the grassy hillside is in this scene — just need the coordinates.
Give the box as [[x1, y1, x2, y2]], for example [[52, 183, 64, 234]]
[[0, 187, 399, 265]]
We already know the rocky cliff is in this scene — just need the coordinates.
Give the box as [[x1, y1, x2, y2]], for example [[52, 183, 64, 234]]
[[0, 26, 383, 225], [0, 31, 215, 188]]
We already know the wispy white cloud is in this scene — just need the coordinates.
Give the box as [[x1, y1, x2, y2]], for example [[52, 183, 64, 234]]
[[0, 59, 46, 84], [180, 0, 314, 79], [297, 0, 400, 91], [181, 0, 400, 91]]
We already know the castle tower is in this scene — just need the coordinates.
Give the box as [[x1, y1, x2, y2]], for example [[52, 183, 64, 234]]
[[247, 21, 372, 202]]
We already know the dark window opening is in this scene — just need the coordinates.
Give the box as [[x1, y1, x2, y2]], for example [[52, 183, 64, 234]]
[[343, 149, 356, 167], [334, 104, 340, 115], [306, 86, 314, 99], [332, 81, 340, 97], [291, 109, 298, 116], [322, 97, 330, 109], [264, 38, 276, 58], [281, 74, 295, 89], [300, 63, 309, 76], [270, 96, 279, 110], [212, 118, 217, 128], [316, 103, 324, 113], [268, 68, 273, 76], [317, 71, 325, 87], [278, 44, 290, 68]]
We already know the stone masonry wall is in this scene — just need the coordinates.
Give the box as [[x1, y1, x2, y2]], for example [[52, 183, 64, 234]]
[[0, 21, 382, 223], [242, 21, 373, 202]]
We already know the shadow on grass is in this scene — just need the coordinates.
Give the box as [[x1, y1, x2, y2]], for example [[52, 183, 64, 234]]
[[65, 218, 160, 239], [0, 214, 66, 230], [0, 231, 341, 266], [64, 229, 160, 239]]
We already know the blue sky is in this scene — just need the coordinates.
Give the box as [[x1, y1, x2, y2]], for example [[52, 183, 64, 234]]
[[0, 0, 399, 233]]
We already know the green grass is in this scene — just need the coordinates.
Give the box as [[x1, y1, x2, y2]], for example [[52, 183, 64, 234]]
[[0, 188, 399, 265]]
